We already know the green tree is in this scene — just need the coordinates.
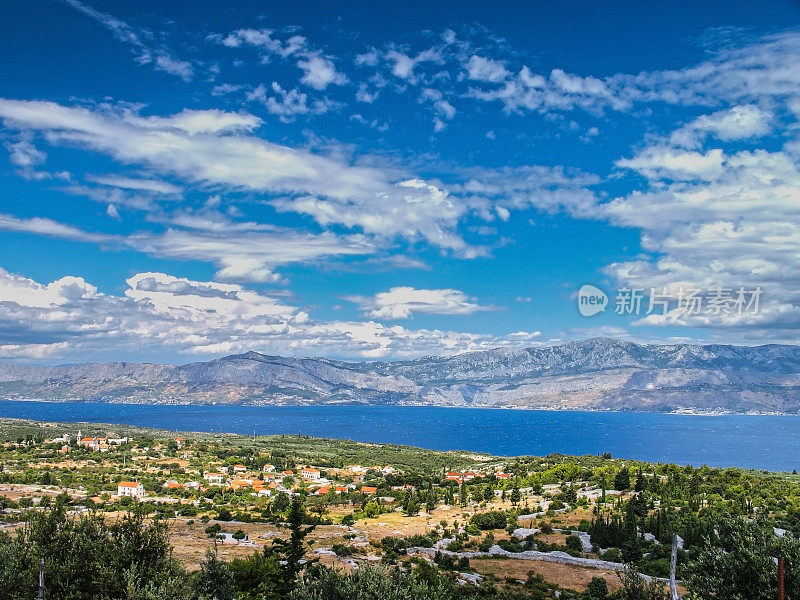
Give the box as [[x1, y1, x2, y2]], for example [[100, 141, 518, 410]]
[[265, 496, 317, 596], [584, 576, 609, 599], [684, 516, 800, 600], [0, 500, 186, 600], [566, 534, 584, 554], [193, 551, 235, 600], [615, 467, 631, 491], [612, 569, 668, 600], [483, 486, 494, 502], [290, 564, 453, 600]]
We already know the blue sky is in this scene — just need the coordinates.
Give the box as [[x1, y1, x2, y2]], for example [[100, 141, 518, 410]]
[[1, 0, 799, 363]]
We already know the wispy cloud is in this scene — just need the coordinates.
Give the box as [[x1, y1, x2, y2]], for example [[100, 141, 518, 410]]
[[63, 0, 193, 81]]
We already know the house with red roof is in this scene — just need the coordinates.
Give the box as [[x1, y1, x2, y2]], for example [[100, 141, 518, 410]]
[[117, 481, 145, 499]]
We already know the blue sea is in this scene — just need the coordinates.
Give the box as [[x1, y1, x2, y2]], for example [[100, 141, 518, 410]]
[[1, 400, 798, 471]]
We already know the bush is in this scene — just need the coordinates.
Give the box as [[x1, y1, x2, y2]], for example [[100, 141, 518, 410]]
[[584, 576, 608, 599], [0, 500, 187, 600], [470, 511, 507, 530], [566, 534, 584, 554]]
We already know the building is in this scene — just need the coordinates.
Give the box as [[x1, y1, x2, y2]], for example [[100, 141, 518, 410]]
[[233, 464, 247, 473], [301, 467, 321, 481], [117, 481, 145, 499], [175, 437, 185, 449], [219, 532, 248, 544], [204, 472, 225, 484], [360, 486, 377, 495]]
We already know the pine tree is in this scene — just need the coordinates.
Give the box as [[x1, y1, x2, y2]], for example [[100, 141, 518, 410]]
[[265, 496, 316, 596]]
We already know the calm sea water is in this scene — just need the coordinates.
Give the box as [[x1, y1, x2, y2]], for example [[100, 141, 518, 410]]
[[1, 400, 798, 471]]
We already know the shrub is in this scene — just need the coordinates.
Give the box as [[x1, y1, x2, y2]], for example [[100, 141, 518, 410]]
[[470, 510, 507, 530]]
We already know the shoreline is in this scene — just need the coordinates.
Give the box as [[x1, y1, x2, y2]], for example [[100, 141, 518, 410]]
[[0, 397, 795, 416], [0, 415, 797, 475]]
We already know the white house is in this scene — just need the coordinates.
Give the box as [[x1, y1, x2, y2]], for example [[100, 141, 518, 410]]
[[301, 467, 321, 481], [117, 481, 145, 499], [204, 472, 225, 484]]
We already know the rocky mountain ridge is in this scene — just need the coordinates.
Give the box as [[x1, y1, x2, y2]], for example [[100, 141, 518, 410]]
[[1, 338, 799, 413]]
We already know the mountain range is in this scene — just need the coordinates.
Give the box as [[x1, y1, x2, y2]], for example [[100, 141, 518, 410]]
[[1, 338, 799, 413]]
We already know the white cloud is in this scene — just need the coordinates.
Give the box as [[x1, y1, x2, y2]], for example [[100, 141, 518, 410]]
[[0, 212, 114, 245], [602, 137, 800, 333], [0, 98, 491, 254], [248, 83, 335, 121], [466, 31, 800, 117], [297, 55, 348, 90], [63, 0, 193, 81], [87, 175, 182, 194], [0, 208, 373, 284], [129, 227, 372, 283], [465, 55, 510, 82], [419, 88, 456, 130], [5, 138, 46, 167], [669, 105, 773, 148], [448, 165, 599, 218], [215, 27, 346, 91], [384, 47, 443, 83], [216, 28, 308, 58], [616, 147, 725, 181], [0, 268, 541, 361], [350, 286, 493, 319]]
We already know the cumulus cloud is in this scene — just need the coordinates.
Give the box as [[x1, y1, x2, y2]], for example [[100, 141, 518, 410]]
[[350, 286, 493, 319], [603, 138, 800, 333], [465, 55, 510, 82], [297, 55, 348, 90], [463, 31, 800, 117], [215, 27, 346, 90], [0, 268, 541, 361], [384, 47, 443, 83], [247, 83, 335, 121]]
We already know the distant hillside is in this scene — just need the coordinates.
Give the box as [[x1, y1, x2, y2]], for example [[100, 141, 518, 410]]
[[1, 338, 799, 413]]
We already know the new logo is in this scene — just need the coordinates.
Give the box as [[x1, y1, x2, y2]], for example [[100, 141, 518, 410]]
[[578, 284, 608, 317]]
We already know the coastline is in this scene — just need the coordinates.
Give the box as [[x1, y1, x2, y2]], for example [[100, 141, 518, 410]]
[[0, 396, 796, 416], [1, 399, 799, 471]]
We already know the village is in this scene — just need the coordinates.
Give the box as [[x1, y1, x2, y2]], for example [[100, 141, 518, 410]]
[[2, 428, 523, 505], [1, 420, 798, 599]]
